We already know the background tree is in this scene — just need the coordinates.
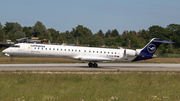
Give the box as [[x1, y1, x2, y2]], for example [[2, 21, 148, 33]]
[[12, 22, 25, 39], [15, 31, 26, 39], [115, 35, 122, 47], [137, 29, 150, 43], [47, 28, 59, 43], [66, 31, 75, 44], [57, 32, 67, 44], [0, 22, 3, 42], [72, 25, 93, 45], [23, 26, 32, 38], [104, 37, 116, 46], [1, 21, 179, 54], [12, 22, 23, 33], [111, 29, 119, 37], [148, 25, 167, 39], [96, 30, 104, 39], [3, 22, 15, 41], [31, 21, 46, 37], [89, 34, 104, 47], [38, 30, 51, 40], [105, 30, 111, 38], [166, 24, 180, 48], [3, 22, 14, 34], [167, 24, 180, 31]]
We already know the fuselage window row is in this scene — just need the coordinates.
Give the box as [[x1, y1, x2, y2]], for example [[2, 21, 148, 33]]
[[32, 47, 118, 55]]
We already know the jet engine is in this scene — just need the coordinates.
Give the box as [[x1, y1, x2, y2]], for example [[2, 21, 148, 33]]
[[124, 49, 141, 56]]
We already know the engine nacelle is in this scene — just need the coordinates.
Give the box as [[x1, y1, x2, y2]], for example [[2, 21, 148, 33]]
[[124, 49, 140, 56], [135, 49, 141, 56]]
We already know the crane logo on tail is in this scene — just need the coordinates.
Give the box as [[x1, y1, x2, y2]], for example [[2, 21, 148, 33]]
[[147, 44, 156, 53]]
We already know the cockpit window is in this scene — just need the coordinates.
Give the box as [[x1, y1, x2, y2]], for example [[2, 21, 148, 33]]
[[11, 45, 20, 48]]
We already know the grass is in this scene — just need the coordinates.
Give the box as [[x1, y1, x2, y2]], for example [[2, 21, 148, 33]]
[[0, 71, 180, 101], [0, 57, 87, 64], [133, 58, 180, 63]]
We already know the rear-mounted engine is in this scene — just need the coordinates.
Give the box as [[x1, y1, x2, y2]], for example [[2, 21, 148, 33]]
[[124, 49, 140, 56]]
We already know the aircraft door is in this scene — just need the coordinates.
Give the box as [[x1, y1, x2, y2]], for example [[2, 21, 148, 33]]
[[23, 44, 30, 54], [117, 51, 121, 60]]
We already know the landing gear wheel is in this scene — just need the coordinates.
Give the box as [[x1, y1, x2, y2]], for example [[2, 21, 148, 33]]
[[93, 63, 98, 67], [10, 55, 14, 61], [88, 62, 93, 67], [10, 58, 14, 61]]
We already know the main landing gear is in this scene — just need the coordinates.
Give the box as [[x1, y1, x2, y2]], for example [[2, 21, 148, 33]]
[[88, 62, 98, 67]]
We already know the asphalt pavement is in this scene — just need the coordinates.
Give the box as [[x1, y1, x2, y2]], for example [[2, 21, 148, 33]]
[[0, 63, 180, 71]]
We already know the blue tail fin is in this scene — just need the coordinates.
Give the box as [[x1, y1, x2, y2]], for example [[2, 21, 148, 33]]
[[133, 38, 174, 61]]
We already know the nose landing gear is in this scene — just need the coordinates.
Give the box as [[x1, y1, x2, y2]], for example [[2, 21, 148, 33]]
[[88, 62, 98, 67], [10, 55, 14, 61]]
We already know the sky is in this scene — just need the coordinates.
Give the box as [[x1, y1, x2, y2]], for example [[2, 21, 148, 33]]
[[1, 0, 180, 34]]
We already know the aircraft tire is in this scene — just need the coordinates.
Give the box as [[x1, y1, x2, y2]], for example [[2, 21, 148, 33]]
[[88, 62, 93, 67], [93, 63, 98, 67], [10, 58, 14, 61]]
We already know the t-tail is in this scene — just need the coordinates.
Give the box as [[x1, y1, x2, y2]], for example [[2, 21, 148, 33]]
[[133, 38, 174, 61]]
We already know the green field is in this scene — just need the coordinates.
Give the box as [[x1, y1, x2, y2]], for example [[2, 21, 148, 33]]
[[0, 71, 180, 101]]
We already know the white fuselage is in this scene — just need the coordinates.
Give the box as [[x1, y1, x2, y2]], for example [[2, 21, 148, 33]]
[[3, 43, 138, 62]]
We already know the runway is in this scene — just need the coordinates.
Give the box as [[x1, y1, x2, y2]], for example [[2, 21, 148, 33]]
[[0, 63, 180, 71]]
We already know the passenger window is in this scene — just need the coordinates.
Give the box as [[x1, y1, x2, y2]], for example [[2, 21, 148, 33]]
[[75, 50, 77, 52], [46, 48, 47, 50], [115, 52, 116, 54], [111, 52, 113, 54], [84, 50, 86, 52], [79, 50, 81, 52], [42, 48, 43, 50], [97, 51, 98, 53], [100, 51, 102, 53], [68, 49, 70, 51], [53, 48, 55, 50], [61, 49, 62, 51], [93, 51, 95, 53], [72, 49, 73, 51], [108, 52, 109, 54], [104, 51, 106, 54], [34, 47, 36, 49], [89, 51, 91, 53], [49, 48, 51, 50], [38, 48, 39, 50], [57, 49, 59, 51]]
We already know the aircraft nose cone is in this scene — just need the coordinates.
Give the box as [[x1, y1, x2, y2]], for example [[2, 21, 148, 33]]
[[2, 49, 7, 53]]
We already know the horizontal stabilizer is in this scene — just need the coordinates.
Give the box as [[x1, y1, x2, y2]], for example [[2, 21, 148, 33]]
[[153, 38, 174, 43]]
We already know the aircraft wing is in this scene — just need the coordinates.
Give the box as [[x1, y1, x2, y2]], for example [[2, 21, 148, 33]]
[[74, 56, 115, 62]]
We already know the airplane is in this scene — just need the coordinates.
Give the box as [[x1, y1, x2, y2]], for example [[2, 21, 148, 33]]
[[2, 38, 173, 67]]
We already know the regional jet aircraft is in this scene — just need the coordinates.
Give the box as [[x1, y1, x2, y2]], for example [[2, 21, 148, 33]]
[[2, 38, 173, 67]]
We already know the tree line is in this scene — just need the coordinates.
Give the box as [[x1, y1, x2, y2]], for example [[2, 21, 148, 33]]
[[0, 21, 180, 54]]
